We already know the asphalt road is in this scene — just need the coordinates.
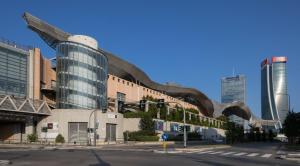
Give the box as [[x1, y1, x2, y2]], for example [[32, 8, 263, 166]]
[[0, 143, 298, 166]]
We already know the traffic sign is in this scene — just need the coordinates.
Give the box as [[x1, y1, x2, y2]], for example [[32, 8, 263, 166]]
[[161, 133, 168, 141]]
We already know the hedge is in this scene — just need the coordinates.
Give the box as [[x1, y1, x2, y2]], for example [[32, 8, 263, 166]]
[[124, 130, 159, 141]]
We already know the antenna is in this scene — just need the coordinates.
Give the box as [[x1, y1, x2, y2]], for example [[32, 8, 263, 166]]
[[232, 67, 235, 77]]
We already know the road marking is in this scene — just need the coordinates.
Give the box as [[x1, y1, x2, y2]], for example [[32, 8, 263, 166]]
[[0, 160, 10, 165], [221, 152, 235, 155], [208, 151, 224, 154], [197, 151, 213, 154], [247, 153, 259, 157], [261, 154, 272, 158], [233, 152, 247, 156]]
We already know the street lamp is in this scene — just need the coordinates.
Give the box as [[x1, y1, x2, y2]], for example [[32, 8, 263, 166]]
[[88, 109, 98, 146]]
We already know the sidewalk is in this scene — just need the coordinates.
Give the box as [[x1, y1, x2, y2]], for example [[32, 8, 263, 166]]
[[0, 142, 230, 152]]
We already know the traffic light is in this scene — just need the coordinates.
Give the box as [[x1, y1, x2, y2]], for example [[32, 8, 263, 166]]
[[139, 100, 147, 111], [118, 100, 125, 112], [178, 125, 191, 132], [157, 99, 165, 108], [179, 126, 184, 132]]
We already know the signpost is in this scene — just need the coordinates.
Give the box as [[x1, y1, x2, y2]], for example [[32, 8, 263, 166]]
[[161, 133, 168, 152]]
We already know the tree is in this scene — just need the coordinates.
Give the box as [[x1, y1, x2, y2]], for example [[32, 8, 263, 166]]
[[140, 114, 155, 132], [268, 129, 275, 142], [225, 121, 244, 144], [283, 111, 300, 144]]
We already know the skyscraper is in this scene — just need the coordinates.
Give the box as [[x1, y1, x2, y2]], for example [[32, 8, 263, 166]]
[[221, 74, 246, 104], [261, 57, 289, 128]]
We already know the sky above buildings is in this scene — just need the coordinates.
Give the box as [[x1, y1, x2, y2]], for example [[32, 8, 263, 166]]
[[0, 0, 299, 117]]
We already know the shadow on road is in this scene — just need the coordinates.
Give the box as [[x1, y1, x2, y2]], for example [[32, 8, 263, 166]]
[[89, 150, 111, 166]]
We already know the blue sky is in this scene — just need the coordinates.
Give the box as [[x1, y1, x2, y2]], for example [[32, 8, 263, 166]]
[[0, 0, 299, 117]]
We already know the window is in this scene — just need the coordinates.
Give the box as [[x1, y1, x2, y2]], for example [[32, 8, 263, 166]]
[[117, 92, 126, 102]]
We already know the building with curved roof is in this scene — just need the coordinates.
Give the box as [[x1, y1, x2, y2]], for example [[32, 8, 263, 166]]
[[23, 12, 253, 120]]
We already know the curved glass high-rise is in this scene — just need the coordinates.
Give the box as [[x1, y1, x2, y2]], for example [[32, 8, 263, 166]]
[[56, 35, 108, 109], [261, 57, 288, 128]]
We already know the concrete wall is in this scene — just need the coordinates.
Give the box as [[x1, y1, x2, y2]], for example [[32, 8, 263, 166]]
[[38, 109, 124, 144], [123, 118, 140, 132]]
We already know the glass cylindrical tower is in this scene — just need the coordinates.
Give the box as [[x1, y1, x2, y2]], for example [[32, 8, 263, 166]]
[[56, 35, 107, 109]]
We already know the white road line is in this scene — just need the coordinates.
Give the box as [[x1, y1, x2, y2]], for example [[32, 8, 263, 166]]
[[197, 151, 213, 154], [0, 160, 10, 165], [233, 152, 247, 156], [247, 153, 259, 157], [221, 152, 235, 155], [209, 151, 224, 154], [261, 154, 272, 158]]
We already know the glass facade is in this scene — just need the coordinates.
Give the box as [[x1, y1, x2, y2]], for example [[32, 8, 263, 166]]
[[0, 44, 28, 97], [56, 41, 108, 109], [261, 58, 288, 128], [221, 75, 246, 103]]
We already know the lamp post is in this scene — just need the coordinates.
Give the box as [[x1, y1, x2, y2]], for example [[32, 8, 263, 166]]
[[88, 109, 98, 146]]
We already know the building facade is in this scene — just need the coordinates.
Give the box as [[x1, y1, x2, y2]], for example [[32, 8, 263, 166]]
[[0, 39, 29, 97], [261, 57, 289, 128], [221, 74, 246, 104], [56, 35, 108, 110]]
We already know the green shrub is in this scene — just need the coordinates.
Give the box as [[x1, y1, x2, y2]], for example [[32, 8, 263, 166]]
[[124, 112, 148, 118], [188, 132, 202, 141], [124, 130, 158, 141], [55, 134, 65, 143], [166, 134, 183, 141], [27, 133, 38, 142]]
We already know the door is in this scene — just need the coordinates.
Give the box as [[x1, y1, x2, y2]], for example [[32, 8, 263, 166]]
[[106, 123, 116, 142], [68, 122, 88, 144]]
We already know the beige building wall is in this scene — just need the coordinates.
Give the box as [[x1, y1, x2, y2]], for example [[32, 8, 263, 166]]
[[37, 109, 124, 144], [107, 74, 201, 114], [33, 48, 41, 100]]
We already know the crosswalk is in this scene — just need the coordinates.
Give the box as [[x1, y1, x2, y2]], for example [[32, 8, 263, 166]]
[[185, 150, 273, 158]]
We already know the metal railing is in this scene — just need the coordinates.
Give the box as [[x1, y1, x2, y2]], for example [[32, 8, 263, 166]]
[[0, 37, 34, 52]]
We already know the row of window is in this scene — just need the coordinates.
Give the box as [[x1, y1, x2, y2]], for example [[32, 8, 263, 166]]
[[56, 42, 107, 109], [109, 75, 198, 109]]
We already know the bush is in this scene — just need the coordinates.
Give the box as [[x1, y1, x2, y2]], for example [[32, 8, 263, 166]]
[[188, 132, 202, 141], [55, 134, 65, 143], [124, 112, 148, 118], [27, 133, 38, 142], [124, 130, 158, 141], [166, 134, 183, 141], [166, 132, 202, 141]]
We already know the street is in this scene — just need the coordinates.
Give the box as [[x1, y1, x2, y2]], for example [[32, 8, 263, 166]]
[[0, 143, 298, 166]]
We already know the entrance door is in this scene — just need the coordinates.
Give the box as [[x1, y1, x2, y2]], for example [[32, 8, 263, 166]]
[[106, 123, 116, 142], [68, 122, 88, 144], [0, 122, 24, 143]]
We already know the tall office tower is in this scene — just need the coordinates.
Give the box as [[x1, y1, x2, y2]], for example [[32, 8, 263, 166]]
[[221, 74, 246, 104], [261, 57, 289, 128]]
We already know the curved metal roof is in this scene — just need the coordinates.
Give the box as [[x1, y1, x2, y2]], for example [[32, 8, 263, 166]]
[[213, 101, 252, 120]]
